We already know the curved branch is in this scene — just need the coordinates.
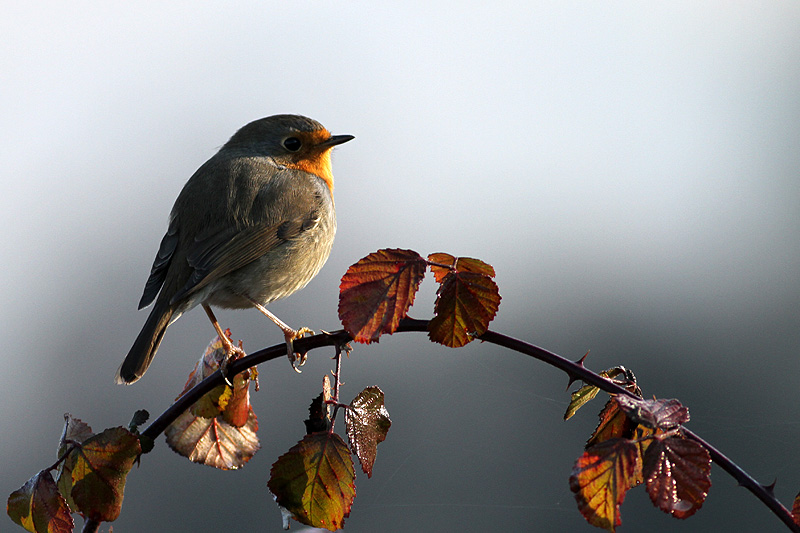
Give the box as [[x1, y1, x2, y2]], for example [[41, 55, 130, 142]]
[[140, 317, 799, 532]]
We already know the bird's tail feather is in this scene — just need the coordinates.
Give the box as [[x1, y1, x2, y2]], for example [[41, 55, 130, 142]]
[[115, 300, 174, 384]]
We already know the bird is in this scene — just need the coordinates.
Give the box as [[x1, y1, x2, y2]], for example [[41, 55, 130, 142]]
[[115, 114, 353, 384]]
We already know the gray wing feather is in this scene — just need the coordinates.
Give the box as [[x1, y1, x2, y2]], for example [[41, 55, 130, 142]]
[[138, 218, 179, 309]]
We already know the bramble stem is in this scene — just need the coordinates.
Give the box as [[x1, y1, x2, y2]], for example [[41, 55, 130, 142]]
[[140, 317, 800, 532]]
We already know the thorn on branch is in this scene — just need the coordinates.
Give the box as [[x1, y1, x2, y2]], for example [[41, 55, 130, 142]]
[[565, 351, 591, 390], [763, 480, 777, 496]]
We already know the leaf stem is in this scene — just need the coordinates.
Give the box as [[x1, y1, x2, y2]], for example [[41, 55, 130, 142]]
[[329, 343, 345, 432], [81, 518, 100, 533], [47, 440, 80, 473]]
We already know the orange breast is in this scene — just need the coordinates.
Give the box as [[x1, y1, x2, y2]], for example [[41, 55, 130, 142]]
[[287, 149, 334, 192]]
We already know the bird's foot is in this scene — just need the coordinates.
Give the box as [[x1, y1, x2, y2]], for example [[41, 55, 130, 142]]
[[286, 327, 314, 373], [219, 334, 245, 387]]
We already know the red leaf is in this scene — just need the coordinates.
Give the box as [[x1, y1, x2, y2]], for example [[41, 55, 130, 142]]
[[7, 470, 73, 533], [268, 432, 356, 531], [586, 398, 662, 488], [57, 414, 93, 458], [427, 252, 496, 283], [570, 439, 639, 532], [615, 396, 689, 430], [56, 414, 95, 512], [165, 409, 260, 471], [643, 436, 711, 519], [165, 335, 260, 470], [428, 271, 500, 347], [338, 249, 427, 343], [587, 398, 638, 448], [67, 427, 141, 522], [345, 386, 392, 478]]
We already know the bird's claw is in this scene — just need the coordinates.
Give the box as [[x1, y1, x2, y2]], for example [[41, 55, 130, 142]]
[[219, 340, 244, 387], [219, 355, 234, 387], [286, 327, 313, 373]]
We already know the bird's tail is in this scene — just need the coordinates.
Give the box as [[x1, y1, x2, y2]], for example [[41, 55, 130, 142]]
[[115, 299, 175, 384]]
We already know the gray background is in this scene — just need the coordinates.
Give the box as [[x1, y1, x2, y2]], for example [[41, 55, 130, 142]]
[[3, 2, 799, 532]]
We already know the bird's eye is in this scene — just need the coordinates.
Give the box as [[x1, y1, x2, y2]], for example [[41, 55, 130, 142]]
[[283, 137, 302, 152]]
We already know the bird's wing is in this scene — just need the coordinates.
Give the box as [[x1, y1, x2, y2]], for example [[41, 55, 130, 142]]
[[168, 209, 322, 305], [138, 217, 179, 309]]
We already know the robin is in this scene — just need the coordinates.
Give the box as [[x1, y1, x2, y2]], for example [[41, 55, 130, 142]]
[[115, 114, 353, 384]]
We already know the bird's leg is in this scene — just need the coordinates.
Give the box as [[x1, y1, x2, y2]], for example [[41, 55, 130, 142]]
[[202, 304, 242, 385], [244, 297, 312, 373]]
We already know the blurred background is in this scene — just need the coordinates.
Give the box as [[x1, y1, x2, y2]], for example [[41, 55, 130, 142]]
[[2, 2, 799, 532]]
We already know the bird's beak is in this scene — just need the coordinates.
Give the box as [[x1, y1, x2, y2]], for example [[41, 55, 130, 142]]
[[319, 134, 355, 148]]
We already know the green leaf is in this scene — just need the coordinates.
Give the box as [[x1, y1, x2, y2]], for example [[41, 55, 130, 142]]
[[268, 432, 356, 531], [564, 367, 629, 421]]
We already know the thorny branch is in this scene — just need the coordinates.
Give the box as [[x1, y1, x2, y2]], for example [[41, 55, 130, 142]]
[[140, 317, 799, 532]]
